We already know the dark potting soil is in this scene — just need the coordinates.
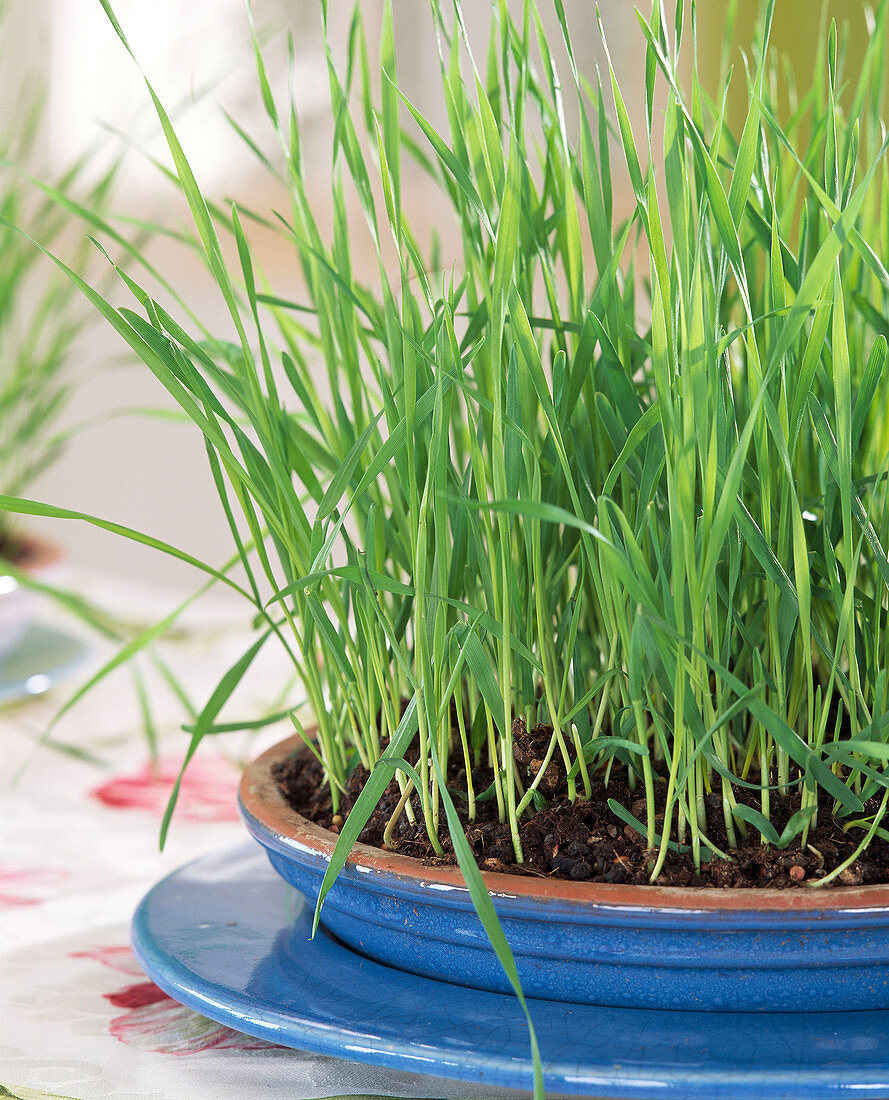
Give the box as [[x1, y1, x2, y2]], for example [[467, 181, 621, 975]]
[[273, 722, 889, 889]]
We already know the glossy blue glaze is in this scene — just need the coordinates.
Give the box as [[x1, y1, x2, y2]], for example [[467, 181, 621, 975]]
[[0, 623, 88, 704], [240, 795, 889, 1012], [132, 844, 889, 1099]]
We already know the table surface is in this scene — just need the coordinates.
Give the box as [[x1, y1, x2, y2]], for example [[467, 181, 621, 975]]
[[0, 572, 536, 1100]]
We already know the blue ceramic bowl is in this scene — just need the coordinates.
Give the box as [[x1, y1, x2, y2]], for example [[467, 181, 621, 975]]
[[240, 736, 889, 1012]]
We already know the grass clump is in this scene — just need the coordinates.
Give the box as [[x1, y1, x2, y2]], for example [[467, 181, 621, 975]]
[[13, 0, 889, 899], [0, 26, 121, 561]]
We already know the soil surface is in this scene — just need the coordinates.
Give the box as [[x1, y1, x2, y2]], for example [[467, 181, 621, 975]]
[[273, 722, 889, 889]]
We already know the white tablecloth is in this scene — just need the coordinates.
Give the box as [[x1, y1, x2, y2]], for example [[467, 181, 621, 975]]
[[0, 573, 539, 1100]]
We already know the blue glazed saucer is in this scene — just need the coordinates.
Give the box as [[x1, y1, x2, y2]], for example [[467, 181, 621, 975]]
[[0, 623, 89, 705], [132, 843, 889, 1099]]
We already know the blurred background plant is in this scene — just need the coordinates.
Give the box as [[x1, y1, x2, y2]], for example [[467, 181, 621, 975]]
[[0, 0, 218, 760], [0, 10, 120, 564]]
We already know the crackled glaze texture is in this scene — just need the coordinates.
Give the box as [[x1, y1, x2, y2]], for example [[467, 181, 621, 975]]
[[132, 844, 889, 1098], [240, 736, 889, 1013]]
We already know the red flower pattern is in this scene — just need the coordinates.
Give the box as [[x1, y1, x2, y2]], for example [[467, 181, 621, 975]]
[[91, 754, 241, 823], [0, 863, 67, 908], [72, 945, 278, 1055]]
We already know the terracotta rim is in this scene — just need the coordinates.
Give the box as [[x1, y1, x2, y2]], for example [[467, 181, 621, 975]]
[[240, 733, 889, 911]]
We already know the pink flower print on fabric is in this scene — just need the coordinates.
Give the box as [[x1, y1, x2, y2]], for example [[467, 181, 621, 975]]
[[72, 944, 277, 1055], [105, 979, 274, 1053], [91, 754, 240, 823], [0, 863, 67, 907], [72, 944, 145, 977]]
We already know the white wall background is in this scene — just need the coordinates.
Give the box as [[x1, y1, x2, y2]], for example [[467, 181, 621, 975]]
[[3, 0, 660, 595]]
